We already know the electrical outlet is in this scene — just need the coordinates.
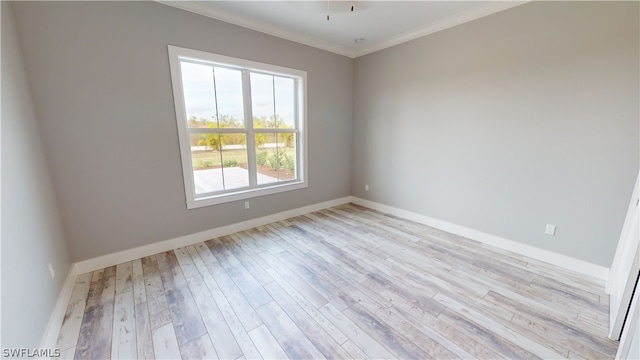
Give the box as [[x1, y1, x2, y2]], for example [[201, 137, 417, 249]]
[[244, 201, 250, 209], [545, 224, 556, 236], [365, 184, 369, 191], [48, 263, 55, 279]]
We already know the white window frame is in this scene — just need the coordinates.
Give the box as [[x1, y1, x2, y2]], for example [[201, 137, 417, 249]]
[[168, 46, 308, 209]]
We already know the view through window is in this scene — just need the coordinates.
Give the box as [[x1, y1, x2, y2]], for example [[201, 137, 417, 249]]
[[169, 46, 307, 208]]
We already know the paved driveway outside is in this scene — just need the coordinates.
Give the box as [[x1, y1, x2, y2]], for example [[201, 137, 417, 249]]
[[194, 167, 278, 194]]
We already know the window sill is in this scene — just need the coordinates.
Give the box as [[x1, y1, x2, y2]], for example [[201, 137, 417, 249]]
[[186, 180, 308, 209]]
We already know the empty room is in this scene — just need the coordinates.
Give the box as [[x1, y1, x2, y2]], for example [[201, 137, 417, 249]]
[[2, 0, 639, 359]]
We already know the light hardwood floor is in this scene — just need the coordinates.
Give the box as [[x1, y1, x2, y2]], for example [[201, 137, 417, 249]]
[[56, 204, 619, 359]]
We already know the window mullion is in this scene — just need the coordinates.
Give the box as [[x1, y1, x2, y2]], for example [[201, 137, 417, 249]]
[[243, 70, 257, 187], [294, 78, 300, 180], [212, 66, 226, 190]]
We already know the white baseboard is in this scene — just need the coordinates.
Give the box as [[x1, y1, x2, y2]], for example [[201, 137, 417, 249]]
[[40, 194, 609, 349], [73, 196, 351, 275], [39, 263, 78, 350], [351, 197, 610, 281]]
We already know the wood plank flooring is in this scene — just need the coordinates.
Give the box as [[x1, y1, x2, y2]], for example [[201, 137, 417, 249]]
[[56, 204, 619, 359]]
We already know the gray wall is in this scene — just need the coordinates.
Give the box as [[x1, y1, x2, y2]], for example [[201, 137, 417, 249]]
[[11, 1, 354, 261], [1, 2, 72, 348], [352, 1, 639, 267], [9, 1, 638, 269]]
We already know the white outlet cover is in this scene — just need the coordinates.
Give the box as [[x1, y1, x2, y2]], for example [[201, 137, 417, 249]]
[[545, 224, 556, 236]]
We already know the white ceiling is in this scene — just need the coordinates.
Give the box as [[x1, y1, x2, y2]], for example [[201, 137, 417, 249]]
[[159, 1, 526, 58]]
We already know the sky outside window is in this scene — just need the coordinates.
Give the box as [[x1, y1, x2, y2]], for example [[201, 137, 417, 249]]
[[181, 62, 294, 127]]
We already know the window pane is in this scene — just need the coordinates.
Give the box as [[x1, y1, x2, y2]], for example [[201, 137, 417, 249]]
[[255, 133, 296, 185], [251, 73, 276, 128], [181, 62, 217, 128], [220, 134, 248, 190], [274, 76, 295, 128], [255, 133, 278, 185], [191, 133, 248, 194], [191, 133, 223, 194], [276, 133, 296, 181], [213, 67, 244, 128]]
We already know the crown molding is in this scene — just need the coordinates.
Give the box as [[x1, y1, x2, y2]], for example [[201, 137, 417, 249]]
[[353, 1, 529, 57], [157, 1, 528, 59]]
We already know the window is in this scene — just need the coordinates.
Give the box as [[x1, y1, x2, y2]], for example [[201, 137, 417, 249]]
[[168, 46, 307, 208]]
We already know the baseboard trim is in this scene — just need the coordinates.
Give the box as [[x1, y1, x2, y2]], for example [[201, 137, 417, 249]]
[[72, 195, 609, 279], [351, 197, 610, 281], [39, 263, 78, 350], [73, 196, 351, 275], [40, 195, 609, 347]]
